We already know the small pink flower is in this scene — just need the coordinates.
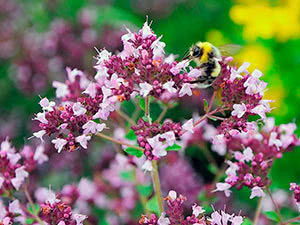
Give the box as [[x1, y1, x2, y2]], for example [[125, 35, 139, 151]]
[[182, 119, 194, 133], [147, 135, 167, 158], [231, 216, 244, 225], [170, 60, 189, 75], [53, 81, 69, 98], [212, 134, 227, 156], [250, 186, 265, 199], [250, 105, 267, 119], [163, 81, 177, 94], [269, 132, 282, 150], [214, 182, 232, 197], [39, 97, 55, 111], [141, 21, 153, 39], [33, 130, 46, 142], [160, 131, 176, 146], [34, 145, 48, 164], [95, 49, 111, 65], [11, 166, 29, 190], [157, 212, 170, 225], [58, 221, 66, 225], [72, 103, 87, 116], [7, 152, 21, 165], [83, 83, 97, 98], [72, 213, 88, 225], [139, 82, 153, 97], [78, 178, 97, 200], [8, 200, 22, 214], [34, 112, 48, 124], [142, 160, 153, 172], [192, 204, 205, 217], [75, 135, 91, 149], [232, 103, 247, 118], [179, 83, 193, 97], [151, 37, 166, 59], [262, 117, 275, 132], [51, 138, 67, 153], [188, 69, 202, 78], [83, 120, 106, 134], [0, 177, 4, 188], [167, 190, 177, 200]]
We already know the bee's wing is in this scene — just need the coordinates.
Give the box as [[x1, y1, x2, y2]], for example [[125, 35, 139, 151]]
[[217, 44, 242, 56]]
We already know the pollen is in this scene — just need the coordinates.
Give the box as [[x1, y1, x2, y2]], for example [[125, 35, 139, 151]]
[[58, 106, 64, 111], [152, 59, 161, 67], [192, 89, 201, 96], [117, 95, 126, 102], [127, 62, 135, 71]]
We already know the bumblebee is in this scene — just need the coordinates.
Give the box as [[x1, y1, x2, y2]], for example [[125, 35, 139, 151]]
[[183, 42, 241, 88]]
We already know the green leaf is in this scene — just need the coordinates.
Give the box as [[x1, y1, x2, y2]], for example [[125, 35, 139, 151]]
[[264, 211, 280, 222], [125, 130, 137, 141], [25, 218, 34, 225], [197, 191, 206, 202], [139, 98, 145, 111], [203, 99, 209, 112], [120, 171, 135, 182], [208, 164, 218, 174], [124, 147, 143, 158], [203, 205, 213, 214], [166, 143, 182, 151], [137, 185, 152, 197], [242, 218, 253, 225], [146, 196, 160, 214], [28, 204, 40, 214]]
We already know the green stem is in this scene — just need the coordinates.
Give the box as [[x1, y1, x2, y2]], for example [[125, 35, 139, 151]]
[[152, 160, 164, 215], [283, 216, 300, 225], [253, 197, 263, 225], [116, 109, 136, 125], [156, 105, 169, 123], [266, 187, 283, 225], [24, 185, 45, 225], [96, 133, 144, 152], [145, 96, 164, 215]]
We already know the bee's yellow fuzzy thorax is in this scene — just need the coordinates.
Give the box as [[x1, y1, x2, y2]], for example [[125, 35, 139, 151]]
[[197, 42, 212, 63]]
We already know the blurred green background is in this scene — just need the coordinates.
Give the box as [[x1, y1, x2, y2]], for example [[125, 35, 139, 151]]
[[1, 0, 300, 201]]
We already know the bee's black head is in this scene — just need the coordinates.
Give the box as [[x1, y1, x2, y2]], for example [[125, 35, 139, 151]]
[[192, 46, 203, 57]]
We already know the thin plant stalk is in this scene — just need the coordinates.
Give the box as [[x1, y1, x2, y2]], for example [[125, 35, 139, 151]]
[[152, 160, 164, 215], [253, 197, 263, 225], [96, 133, 144, 152]]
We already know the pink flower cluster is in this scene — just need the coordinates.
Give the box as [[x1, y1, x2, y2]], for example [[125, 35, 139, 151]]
[[139, 190, 244, 225], [0, 199, 25, 224], [94, 21, 200, 101], [0, 138, 47, 194], [213, 61, 271, 139], [35, 153, 148, 224], [39, 192, 87, 225], [33, 21, 202, 153], [215, 118, 299, 199], [131, 119, 182, 160], [290, 183, 300, 211]]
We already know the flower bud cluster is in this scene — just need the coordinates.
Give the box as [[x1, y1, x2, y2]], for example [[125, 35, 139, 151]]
[[131, 119, 182, 160], [213, 61, 271, 139], [290, 183, 300, 211], [139, 190, 243, 225], [0, 138, 47, 194], [215, 118, 299, 199]]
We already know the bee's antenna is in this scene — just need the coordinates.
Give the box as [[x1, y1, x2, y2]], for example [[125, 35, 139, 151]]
[[182, 48, 191, 60]]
